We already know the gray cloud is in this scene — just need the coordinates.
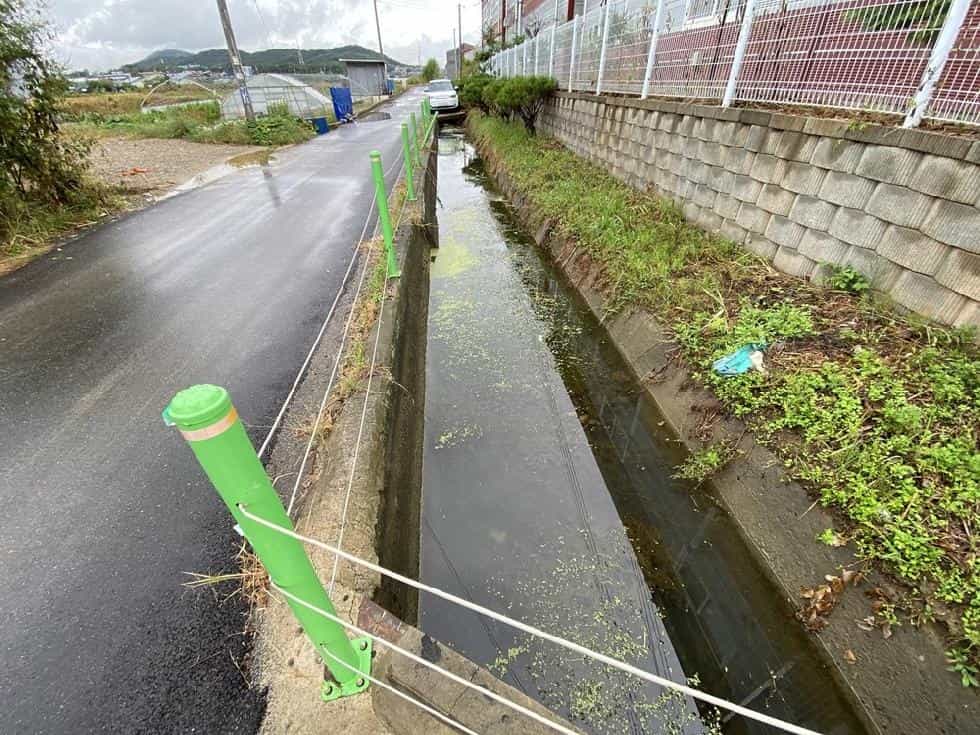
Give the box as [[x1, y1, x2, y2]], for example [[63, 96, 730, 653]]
[[45, 0, 482, 70]]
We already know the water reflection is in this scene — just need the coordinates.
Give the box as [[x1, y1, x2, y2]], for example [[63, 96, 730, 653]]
[[422, 130, 866, 735]]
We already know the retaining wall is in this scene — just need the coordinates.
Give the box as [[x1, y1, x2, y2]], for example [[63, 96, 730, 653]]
[[539, 92, 980, 330]]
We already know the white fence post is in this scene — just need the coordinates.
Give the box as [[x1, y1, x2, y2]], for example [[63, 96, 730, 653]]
[[535, 33, 541, 75], [904, 0, 970, 127], [522, 39, 528, 75], [641, 0, 665, 99], [569, 15, 580, 92], [596, 2, 613, 95], [722, 0, 757, 107], [549, 23, 557, 78]]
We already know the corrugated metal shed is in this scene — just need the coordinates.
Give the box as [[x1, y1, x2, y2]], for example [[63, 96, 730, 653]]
[[342, 59, 388, 98]]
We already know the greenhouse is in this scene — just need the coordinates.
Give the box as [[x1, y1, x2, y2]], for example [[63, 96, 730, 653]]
[[220, 73, 332, 119]]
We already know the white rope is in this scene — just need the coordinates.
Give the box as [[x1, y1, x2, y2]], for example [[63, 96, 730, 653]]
[[317, 636, 480, 735], [258, 152, 405, 461], [286, 152, 404, 516], [329, 163, 414, 591], [238, 507, 820, 735], [274, 584, 577, 735]]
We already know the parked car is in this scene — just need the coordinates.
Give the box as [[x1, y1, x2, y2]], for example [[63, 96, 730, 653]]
[[424, 78, 458, 111]]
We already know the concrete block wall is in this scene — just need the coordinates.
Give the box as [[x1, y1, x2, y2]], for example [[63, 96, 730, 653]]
[[538, 92, 980, 329]]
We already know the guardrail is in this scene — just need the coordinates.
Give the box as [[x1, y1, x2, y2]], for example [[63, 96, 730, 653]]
[[161, 93, 828, 734], [490, 0, 980, 129]]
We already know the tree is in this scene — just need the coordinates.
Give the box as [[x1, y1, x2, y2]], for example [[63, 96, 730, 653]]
[[421, 58, 440, 81], [1, 0, 90, 236], [492, 76, 556, 134], [458, 73, 493, 112]]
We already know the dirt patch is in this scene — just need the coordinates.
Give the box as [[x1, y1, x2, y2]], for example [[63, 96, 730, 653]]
[[87, 136, 266, 200]]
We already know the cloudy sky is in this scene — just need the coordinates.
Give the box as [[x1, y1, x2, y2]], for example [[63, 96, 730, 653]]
[[44, 0, 484, 71]]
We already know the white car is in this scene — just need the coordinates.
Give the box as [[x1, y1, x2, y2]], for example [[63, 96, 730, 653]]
[[425, 79, 459, 111]]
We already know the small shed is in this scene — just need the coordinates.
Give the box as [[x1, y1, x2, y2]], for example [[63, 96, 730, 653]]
[[341, 58, 387, 98]]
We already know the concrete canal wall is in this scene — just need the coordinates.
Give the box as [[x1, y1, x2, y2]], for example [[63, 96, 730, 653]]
[[539, 92, 980, 331], [469, 116, 979, 735]]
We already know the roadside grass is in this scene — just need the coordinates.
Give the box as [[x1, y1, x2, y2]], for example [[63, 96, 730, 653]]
[[63, 86, 227, 117], [0, 182, 122, 276], [67, 100, 316, 147], [470, 112, 980, 678]]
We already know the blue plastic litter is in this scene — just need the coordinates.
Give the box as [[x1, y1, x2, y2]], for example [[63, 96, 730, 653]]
[[311, 116, 329, 135], [712, 343, 766, 376], [329, 87, 354, 123]]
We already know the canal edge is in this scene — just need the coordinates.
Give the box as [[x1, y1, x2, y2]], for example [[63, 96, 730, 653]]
[[466, 115, 979, 735]]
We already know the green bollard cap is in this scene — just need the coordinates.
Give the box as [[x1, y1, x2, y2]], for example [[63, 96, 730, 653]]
[[164, 384, 233, 431]]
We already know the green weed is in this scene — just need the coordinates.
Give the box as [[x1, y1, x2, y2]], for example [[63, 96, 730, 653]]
[[827, 265, 871, 295], [672, 442, 736, 486], [471, 112, 980, 680]]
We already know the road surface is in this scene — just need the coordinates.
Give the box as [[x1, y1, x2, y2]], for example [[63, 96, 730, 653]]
[[0, 90, 421, 733]]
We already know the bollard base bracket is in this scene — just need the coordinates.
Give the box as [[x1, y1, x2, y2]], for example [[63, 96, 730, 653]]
[[320, 637, 373, 702]]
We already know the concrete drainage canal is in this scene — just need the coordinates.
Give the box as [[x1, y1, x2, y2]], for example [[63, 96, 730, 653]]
[[419, 128, 869, 735]]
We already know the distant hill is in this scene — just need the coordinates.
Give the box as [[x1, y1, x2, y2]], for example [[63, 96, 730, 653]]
[[122, 45, 405, 74]]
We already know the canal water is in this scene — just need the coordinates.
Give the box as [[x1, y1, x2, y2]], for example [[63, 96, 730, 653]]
[[420, 130, 867, 735]]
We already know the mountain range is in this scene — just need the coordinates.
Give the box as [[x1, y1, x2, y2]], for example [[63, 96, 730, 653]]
[[122, 45, 407, 74]]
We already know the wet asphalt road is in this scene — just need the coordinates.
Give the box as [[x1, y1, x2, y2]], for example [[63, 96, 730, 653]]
[[0, 90, 421, 734]]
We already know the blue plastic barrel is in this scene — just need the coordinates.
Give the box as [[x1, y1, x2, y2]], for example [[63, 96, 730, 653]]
[[311, 117, 329, 135]]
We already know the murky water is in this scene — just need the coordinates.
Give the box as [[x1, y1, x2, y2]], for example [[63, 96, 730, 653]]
[[421, 131, 867, 735]]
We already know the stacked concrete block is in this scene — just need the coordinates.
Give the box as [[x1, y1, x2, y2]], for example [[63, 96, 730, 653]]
[[536, 92, 980, 329]]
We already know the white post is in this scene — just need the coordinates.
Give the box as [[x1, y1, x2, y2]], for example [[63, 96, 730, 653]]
[[641, 0, 665, 99], [569, 15, 580, 92], [523, 39, 528, 75], [596, 1, 613, 95], [904, 0, 970, 127], [549, 22, 557, 78], [535, 33, 541, 75], [722, 0, 757, 107]]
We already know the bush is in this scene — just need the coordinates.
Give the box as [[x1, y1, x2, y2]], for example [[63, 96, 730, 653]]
[[458, 74, 494, 112], [422, 58, 440, 82], [1, 0, 100, 245], [485, 76, 557, 134], [246, 109, 314, 146], [481, 78, 506, 116]]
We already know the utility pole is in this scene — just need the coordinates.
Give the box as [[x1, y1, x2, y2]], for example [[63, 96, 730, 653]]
[[216, 0, 255, 121], [458, 3, 463, 79], [373, 0, 389, 89]]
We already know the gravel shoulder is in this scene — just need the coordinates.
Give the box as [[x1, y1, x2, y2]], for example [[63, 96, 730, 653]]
[[88, 135, 267, 199]]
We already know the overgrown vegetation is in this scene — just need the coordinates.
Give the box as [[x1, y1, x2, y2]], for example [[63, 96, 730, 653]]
[[421, 58, 440, 82], [1, 0, 115, 268], [62, 83, 224, 118], [459, 74, 556, 134], [672, 442, 736, 486], [847, 0, 949, 44], [470, 112, 980, 682], [69, 99, 315, 147]]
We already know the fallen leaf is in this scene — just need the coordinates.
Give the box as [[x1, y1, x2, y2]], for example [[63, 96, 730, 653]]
[[844, 649, 857, 664]]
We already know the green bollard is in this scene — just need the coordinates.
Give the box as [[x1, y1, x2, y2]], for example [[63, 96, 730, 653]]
[[163, 385, 372, 702], [400, 124, 417, 202], [370, 150, 400, 279], [409, 112, 421, 167]]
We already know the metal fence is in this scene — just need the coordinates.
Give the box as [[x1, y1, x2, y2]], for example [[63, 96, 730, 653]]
[[488, 0, 980, 128]]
